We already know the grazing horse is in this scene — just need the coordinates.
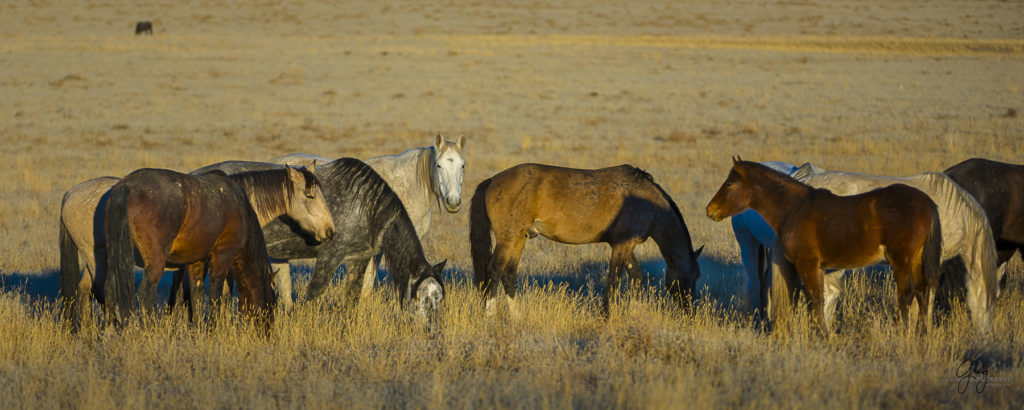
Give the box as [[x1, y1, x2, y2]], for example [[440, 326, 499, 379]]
[[470, 163, 703, 316], [945, 158, 1024, 277], [707, 159, 942, 333], [778, 163, 1000, 333], [59, 167, 334, 328], [269, 134, 466, 299], [193, 158, 447, 331]]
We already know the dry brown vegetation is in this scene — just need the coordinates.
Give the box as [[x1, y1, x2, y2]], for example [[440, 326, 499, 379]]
[[1, 0, 1023, 408]]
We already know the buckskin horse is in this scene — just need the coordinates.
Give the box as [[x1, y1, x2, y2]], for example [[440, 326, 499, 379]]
[[470, 163, 703, 317], [706, 158, 942, 333]]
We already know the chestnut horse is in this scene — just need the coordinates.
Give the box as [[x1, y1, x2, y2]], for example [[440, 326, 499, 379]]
[[470, 163, 703, 316], [103, 168, 283, 333], [706, 159, 942, 333]]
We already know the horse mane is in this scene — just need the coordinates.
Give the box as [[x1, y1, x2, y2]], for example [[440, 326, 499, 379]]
[[738, 160, 812, 194], [325, 158, 432, 291], [416, 146, 436, 199], [789, 162, 827, 182], [228, 170, 292, 226]]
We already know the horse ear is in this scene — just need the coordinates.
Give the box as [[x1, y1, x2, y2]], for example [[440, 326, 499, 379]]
[[285, 165, 299, 179], [309, 159, 317, 173], [694, 245, 704, 258], [455, 134, 465, 151], [435, 133, 444, 151], [433, 259, 447, 273]]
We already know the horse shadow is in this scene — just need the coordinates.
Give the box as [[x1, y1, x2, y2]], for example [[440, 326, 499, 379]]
[[0, 269, 180, 305], [301, 256, 752, 312]]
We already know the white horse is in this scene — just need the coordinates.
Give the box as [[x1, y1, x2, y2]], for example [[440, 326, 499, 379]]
[[734, 162, 1000, 334], [269, 134, 466, 302]]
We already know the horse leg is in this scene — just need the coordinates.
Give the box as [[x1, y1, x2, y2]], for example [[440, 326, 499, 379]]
[[169, 267, 184, 314], [890, 260, 917, 333], [343, 258, 370, 310], [184, 262, 206, 324], [767, 238, 801, 325], [359, 253, 382, 298], [78, 252, 97, 330], [487, 234, 526, 318], [794, 259, 826, 333], [822, 271, 845, 331], [603, 243, 634, 316], [305, 254, 343, 303], [735, 227, 762, 312]]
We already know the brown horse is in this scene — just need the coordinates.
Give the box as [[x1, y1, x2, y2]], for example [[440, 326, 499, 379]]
[[706, 158, 943, 333], [103, 168, 282, 333], [470, 163, 703, 316]]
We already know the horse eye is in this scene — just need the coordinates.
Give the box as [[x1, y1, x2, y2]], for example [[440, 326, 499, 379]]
[[436, 165, 441, 169]]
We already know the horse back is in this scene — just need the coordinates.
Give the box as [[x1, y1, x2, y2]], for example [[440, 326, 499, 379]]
[[945, 158, 1024, 243], [484, 163, 663, 244], [783, 184, 935, 268]]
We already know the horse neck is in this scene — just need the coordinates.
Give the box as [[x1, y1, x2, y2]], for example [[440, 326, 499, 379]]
[[417, 147, 439, 199], [650, 203, 697, 274], [744, 170, 810, 231], [230, 171, 290, 227], [380, 209, 429, 287]]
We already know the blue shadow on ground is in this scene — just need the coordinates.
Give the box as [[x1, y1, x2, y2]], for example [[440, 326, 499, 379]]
[[1, 269, 180, 304], [1, 255, 747, 311]]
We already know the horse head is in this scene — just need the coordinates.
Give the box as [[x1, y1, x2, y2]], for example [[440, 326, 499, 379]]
[[433, 134, 465, 213], [285, 166, 335, 243], [706, 157, 756, 221], [411, 259, 446, 333]]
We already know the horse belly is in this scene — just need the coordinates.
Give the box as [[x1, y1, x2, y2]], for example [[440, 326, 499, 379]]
[[823, 245, 887, 270], [531, 219, 604, 244], [166, 222, 224, 264]]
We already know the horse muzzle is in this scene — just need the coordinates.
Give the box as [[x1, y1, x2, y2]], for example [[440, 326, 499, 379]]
[[443, 197, 461, 213], [706, 206, 723, 222], [318, 227, 335, 242]]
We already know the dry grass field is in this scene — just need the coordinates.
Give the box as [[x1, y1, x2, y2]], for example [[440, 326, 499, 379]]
[[1, 0, 1023, 408]]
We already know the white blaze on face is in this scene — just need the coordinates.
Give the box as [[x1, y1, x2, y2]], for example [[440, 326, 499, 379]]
[[412, 276, 444, 333], [434, 138, 465, 213]]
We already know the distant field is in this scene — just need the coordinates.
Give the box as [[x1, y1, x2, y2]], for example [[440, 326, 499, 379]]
[[1, 0, 1022, 408]]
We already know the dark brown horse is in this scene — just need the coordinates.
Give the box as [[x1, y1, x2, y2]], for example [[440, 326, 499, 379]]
[[945, 158, 1024, 278], [470, 163, 703, 316], [706, 158, 943, 333], [104, 168, 278, 333]]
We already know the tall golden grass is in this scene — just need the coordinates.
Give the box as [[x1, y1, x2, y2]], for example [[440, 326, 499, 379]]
[[1, 0, 1023, 407]]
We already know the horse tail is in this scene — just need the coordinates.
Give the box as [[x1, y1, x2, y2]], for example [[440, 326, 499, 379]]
[[922, 204, 943, 292], [104, 185, 136, 322], [469, 178, 493, 292], [239, 199, 276, 334], [58, 210, 80, 323]]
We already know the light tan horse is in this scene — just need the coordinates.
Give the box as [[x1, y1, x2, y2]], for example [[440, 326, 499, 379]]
[[470, 163, 703, 316]]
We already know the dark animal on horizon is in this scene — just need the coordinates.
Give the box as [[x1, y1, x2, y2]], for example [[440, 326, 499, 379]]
[[59, 167, 334, 329], [706, 158, 942, 333], [470, 163, 703, 317], [191, 158, 446, 331], [135, 21, 153, 35], [944, 158, 1024, 290]]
